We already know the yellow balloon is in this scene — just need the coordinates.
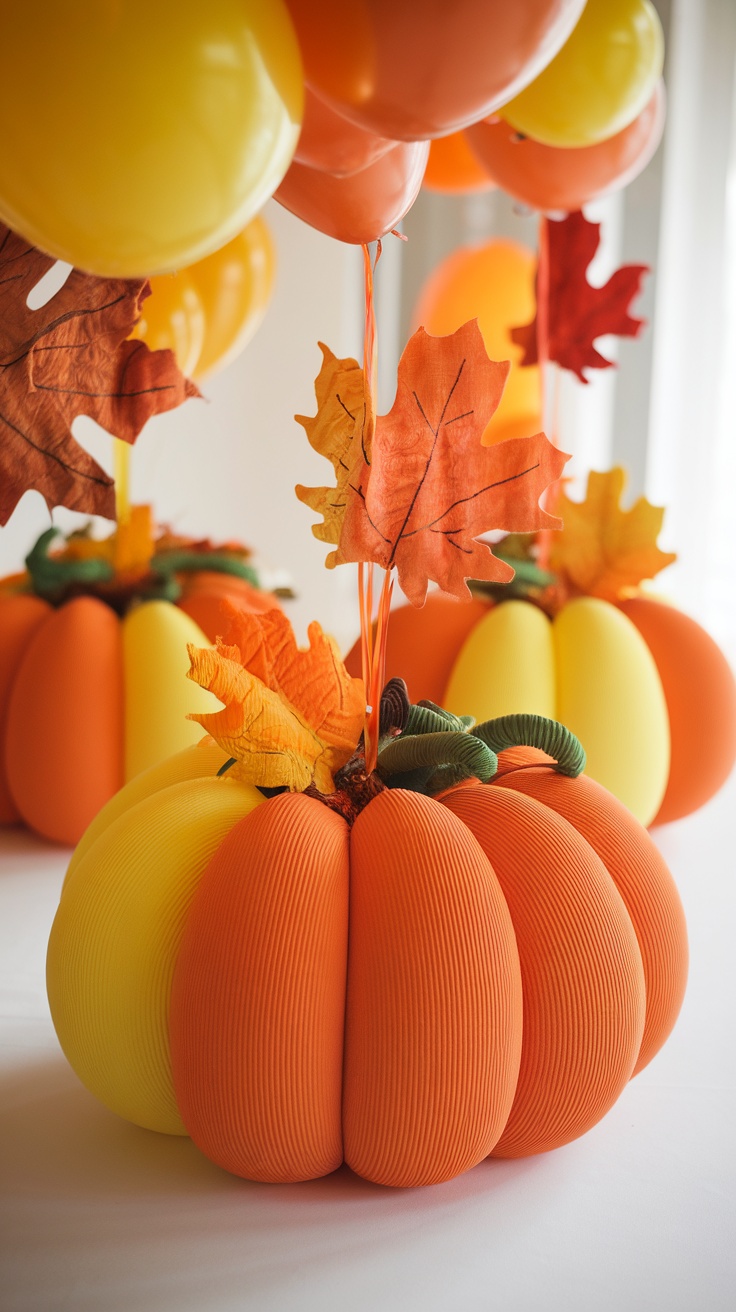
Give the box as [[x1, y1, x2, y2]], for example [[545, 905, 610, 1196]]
[[0, 1, 303, 276], [190, 217, 276, 379], [500, 0, 664, 148], [130, 271, 206, 377]]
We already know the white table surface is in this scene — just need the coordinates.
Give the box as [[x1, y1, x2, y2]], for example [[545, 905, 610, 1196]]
[[1, 779, 735, 1312]]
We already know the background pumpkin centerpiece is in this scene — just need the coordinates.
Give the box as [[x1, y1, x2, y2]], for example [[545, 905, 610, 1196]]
[[359, 467, 736, 829], [0, 222, 283, 845]]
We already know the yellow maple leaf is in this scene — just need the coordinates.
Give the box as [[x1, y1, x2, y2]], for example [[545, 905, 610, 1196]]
[[187, 607, 365, 794], [549, 467, 676, 601], [294, 343, 373, 566]]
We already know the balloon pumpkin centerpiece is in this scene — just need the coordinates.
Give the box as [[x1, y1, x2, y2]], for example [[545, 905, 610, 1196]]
[[47, 292, 687, 1189], [0, 222, 281, 845]]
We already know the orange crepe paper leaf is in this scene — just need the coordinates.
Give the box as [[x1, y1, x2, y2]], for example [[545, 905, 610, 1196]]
[[511, 211, 649, 383], [298, 320, 569, 606], [549, 467, 677, 601], [295, 343, 373, 552], [0, 224, 199, 526], [187, 607, 365, 793]]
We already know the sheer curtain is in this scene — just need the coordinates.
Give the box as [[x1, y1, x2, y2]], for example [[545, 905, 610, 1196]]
[[646, 0, 736, 653]]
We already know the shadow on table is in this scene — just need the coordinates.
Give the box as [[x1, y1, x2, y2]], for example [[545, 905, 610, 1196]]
[[0, 1051, 548, 1206]]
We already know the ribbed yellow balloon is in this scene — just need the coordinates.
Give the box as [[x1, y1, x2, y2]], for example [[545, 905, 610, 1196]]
[[500, 0, 664, 148], [0, 1, 302, 276], [121, 602, 222, 780], [47, 777, 263, 1133], [445, 597, 670, 826]]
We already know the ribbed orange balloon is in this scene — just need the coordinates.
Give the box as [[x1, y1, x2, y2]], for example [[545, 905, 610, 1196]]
[[170, 793, 350, 1183], [620, 597, 736, 825], [177, 572, 281, 644], [442, 783, 645, 1158], [492, 756, 688, 1075], [5, 597, 124, 844], [344, 592, 489, 705], [344, 789, 522, 1186], [0, 595, 50, 822]]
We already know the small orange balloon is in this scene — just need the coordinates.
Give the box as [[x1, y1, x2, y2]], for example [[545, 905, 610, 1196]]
[[412, 241, 541, 445], [423, 133, 496, 196], [131, 219, 275, 378], [130, 272, 205, 378]]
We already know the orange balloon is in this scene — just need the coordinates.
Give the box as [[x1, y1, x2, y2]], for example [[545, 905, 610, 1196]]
[[130, 271, 205, 377], [423, 132, 496, 196], [189, 218, 275, 379], [412, 240, 541, 445], [131, 219, 275, 378], [284, 0, 586, 140], [275, 140, 429, 244], [294, 86, 396, 177], [466, 81, 665, 214]]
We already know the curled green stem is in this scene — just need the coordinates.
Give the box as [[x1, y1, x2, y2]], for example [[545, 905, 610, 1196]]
[[377, 730, 497, 795], [26, 528, 114, 600], [406, 700, 475, 736], [150, 550, 259, 586], [472, 713, 585, 778]]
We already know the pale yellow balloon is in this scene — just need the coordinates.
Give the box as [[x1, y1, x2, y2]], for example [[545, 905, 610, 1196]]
[[445, 601, 556, 723], [553, 598, 670, 825], [501, 0, 664, 148], [122, 602, 221, 780], [47, 778, 263, 1133]]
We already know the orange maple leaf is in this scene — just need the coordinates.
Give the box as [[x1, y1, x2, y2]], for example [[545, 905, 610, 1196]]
[[0, 224, 199, 526], [297, 320, 569, 605], [549, 467, 677, 601], [187, 606, 365, 793], [295, 343, 373, 553]]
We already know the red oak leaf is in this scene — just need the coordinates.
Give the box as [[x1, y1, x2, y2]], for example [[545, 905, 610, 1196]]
[[0, 224, 199, 526], [298, 319, 569, 606], [510, 211, 649, 383]]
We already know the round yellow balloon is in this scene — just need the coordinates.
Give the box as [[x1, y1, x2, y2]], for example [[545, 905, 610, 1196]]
[[190, 217, 276, 379], [0, 1, 303, 276], [500, 0, 664, 148], [412, 239, 541, 445], [131, 271, 206, 377]]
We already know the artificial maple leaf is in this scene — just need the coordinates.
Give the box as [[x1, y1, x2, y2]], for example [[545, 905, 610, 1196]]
[[510, 211, 649, 383], [295, 343, 373, 550], [187, 606, 365, 793], [549, 467, 677, 601], [0, 224, 199, 526], [297, 320, 569, 606]]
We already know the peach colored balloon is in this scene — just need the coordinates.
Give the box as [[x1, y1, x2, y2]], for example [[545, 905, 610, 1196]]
[[284, 0, 586, 140], [466, 82, 665, 214], [275, 139, 429, 244]]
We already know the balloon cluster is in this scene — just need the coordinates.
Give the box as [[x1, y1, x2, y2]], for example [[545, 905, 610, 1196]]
[[0, 0, 664, 280]]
